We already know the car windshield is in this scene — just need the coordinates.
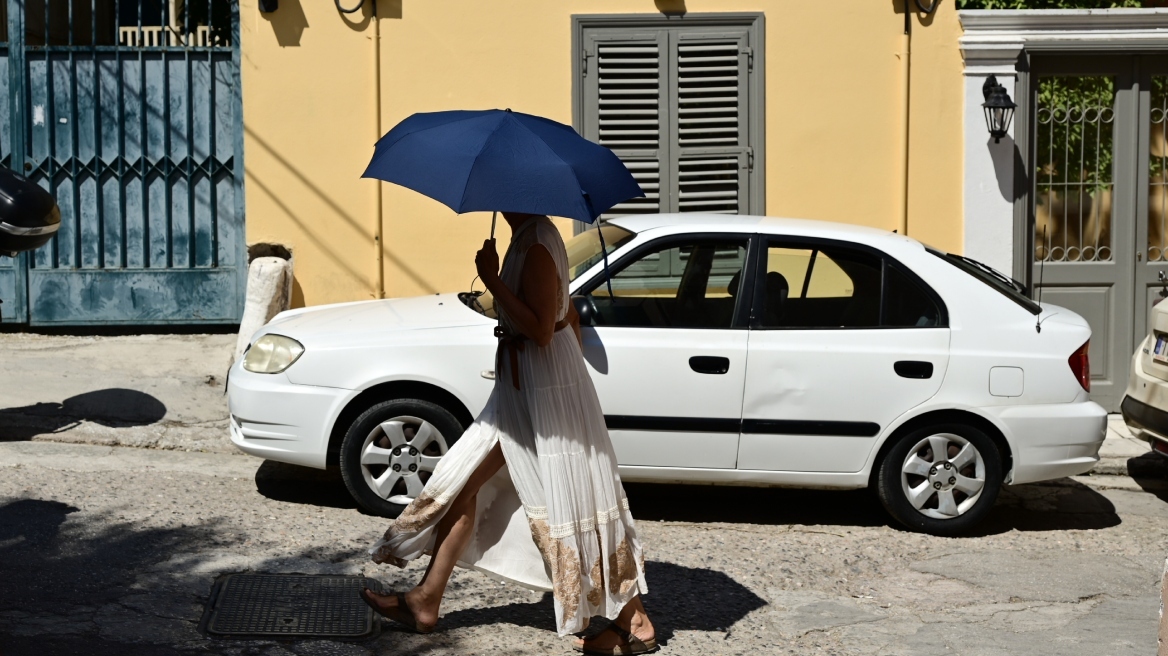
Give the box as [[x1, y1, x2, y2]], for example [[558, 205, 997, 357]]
[[460, 223, 636, 318], [928, 248, 1041, 315]]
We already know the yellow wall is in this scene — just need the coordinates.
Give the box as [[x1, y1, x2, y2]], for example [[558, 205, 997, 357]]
[[240, 0, 965, 306]]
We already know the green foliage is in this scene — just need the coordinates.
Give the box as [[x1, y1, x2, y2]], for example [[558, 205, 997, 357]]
[[1035, 76, 1116, 194], [956, 0, 1143, 7]]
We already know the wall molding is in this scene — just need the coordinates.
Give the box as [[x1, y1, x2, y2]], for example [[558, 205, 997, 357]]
[[960, 9, 1168, 74]]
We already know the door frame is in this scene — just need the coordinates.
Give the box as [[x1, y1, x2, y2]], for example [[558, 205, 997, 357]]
[[1012, 53, 1168, 409], [1013, 53, 1168, 292]]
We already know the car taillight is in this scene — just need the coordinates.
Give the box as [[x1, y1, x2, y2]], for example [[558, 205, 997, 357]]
[[1069, 341, 1090, 392]]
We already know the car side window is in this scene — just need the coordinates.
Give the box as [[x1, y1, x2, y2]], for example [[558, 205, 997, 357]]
[[586, 238, 748, 329], [759, 243, 882, 328], [884, 264, 942, 328], [758, 240, 943, 329]]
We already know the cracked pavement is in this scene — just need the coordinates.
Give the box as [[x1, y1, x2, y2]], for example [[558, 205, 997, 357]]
[[0, 440, 1165, 655]]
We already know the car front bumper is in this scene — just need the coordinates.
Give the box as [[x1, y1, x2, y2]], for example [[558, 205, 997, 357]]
[[227, 361, 353, 469], [1120, 395, 1168, 455], [1121, 353, 1168, 456], [983, 401, 1107, 485]]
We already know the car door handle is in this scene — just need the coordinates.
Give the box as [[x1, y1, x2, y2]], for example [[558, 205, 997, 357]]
[[894, 361, 934, 379], [690, 356, 730, 375]]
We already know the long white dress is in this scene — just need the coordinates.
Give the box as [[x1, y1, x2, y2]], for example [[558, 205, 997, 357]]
[[370, 215, 648, 636]]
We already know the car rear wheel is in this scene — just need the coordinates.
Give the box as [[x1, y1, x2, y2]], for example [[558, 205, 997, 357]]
[[339, 398, 464, 517], [876, 423, 1003, 536]]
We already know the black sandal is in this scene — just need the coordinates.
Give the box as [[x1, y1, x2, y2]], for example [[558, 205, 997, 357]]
[[579, 624, 658, 655]]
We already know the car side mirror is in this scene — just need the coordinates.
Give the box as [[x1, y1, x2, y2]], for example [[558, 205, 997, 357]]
[[572, 294, 594, 327]]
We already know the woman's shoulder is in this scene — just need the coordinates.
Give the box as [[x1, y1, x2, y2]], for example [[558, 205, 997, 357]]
[[531, 217, 567, 250]]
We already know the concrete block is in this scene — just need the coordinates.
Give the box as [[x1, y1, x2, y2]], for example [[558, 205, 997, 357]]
[[234, 256, 294, 363]]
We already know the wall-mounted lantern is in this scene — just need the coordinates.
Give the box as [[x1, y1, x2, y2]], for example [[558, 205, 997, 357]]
[[259, 0, 278, 13], [982, 75, 1016, 144]]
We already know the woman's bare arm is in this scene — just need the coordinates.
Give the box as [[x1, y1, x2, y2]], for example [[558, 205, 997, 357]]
[[477, 240, 559, 347]]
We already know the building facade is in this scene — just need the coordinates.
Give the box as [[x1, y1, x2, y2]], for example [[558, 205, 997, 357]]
[[3, 1, 1168, 410]]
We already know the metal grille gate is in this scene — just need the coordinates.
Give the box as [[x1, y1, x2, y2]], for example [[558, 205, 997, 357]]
[[0, 0, 243, 325]]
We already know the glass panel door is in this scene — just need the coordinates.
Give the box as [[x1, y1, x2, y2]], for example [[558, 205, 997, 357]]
[[1035, 76, 1116, 265], [1030, 57, 1138, 411]]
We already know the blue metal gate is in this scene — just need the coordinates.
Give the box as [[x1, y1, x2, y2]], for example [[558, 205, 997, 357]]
[[1, 0, 244, 325]]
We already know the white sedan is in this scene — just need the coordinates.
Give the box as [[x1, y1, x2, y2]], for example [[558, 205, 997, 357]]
[[228, 214, 1106, 536]]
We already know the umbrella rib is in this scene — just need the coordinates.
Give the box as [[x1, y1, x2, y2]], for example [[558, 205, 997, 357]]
[[511, 116, 646, 218], [458, 116, 515, 213]]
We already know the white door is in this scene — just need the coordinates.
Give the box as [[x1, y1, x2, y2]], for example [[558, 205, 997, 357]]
[[579, 235, 752, 469], [739, 239, 951, 473]]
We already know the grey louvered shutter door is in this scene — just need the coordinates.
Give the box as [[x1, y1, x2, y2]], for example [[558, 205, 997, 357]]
[[671, 28, 753, 215], [581, 30, 668, 219]]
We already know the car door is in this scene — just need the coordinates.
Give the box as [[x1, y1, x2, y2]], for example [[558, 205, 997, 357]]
[[578, 233, 753, 469], [738, 236, 951, 473]]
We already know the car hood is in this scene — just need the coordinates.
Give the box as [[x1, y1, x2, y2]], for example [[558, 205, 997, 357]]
[[259, 293, 493, 342]]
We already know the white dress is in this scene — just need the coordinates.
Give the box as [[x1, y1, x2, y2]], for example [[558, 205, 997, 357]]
[[370, 215, 648, 635]]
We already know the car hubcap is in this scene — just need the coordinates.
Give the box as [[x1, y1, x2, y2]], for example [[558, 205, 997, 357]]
[[359, 415, 448, 505], [900, 432, 986, 520]]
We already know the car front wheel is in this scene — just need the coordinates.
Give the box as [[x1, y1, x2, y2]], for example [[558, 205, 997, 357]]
[[876, 423, 1003, 536], [339, 398, 463, 517]]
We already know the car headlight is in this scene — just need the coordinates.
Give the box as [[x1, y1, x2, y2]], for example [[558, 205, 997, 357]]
[[242, 334, 305, 374]]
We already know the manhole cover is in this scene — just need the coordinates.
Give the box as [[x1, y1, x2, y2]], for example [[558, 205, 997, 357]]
[[200, 573, 383, 640]]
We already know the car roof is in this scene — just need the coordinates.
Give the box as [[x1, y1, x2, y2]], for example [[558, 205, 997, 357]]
[[607, 213, 916, 249]]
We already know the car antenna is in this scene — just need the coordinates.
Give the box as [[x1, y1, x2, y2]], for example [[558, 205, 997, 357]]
[[1036, 225, 1047, 333]]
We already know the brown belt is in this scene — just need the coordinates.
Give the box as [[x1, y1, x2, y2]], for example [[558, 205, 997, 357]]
[[495, 317, 573, 390]]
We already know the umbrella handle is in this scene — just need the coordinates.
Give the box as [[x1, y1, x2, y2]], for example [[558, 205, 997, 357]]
[[490, 211, 497, 241], [597, 221, 615, 299]]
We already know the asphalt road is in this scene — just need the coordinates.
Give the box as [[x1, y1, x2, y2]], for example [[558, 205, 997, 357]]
[[0, 440, 1164, 656]]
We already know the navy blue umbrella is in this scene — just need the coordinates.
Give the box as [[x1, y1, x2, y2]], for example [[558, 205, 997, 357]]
[[362, 109, 644, 234]]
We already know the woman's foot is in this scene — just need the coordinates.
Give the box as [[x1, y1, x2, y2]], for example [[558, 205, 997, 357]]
[[579, 624, 657, 655], [579, 598, 656, 654], [359, 588, 440, 633]]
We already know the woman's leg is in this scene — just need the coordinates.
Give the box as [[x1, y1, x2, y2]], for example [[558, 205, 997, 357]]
[[364, 442, 506, 627]]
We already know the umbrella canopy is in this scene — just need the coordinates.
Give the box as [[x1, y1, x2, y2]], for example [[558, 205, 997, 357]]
[[362, 109, 643, 224]]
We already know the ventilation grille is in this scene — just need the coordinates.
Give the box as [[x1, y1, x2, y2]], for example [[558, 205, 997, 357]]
[[598, 44, 660, 149], [677, 41, 740, 147], [678, 156, 739, 214]]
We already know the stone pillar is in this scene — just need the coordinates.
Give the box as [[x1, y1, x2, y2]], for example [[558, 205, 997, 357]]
[[234, 256, 295, 363]]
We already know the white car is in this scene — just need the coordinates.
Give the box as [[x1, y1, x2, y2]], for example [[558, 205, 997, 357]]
[[228, 214, 1107, 536], [1120, 291, 1168, 458]]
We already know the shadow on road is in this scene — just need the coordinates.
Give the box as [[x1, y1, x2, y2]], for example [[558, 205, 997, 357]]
[[438, 561, 766, 645], [0, 498, 209, 614], [253, 460, 358, 510], [252, 463, 1128, 537], [969, 478, 1121, 535], [0, 497, 229, 656], [625, 482, 889, 528], [0, 388, 167, 441], [625, 478, 1123, 536], [1127, 453, 1168, 504]]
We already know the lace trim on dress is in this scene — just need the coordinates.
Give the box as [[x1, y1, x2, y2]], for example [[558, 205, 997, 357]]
[[587, 531, 605, 607], [526, 498, 632, 539], [370, 491, 450, 567], [528, 518, 581, 631], [609, 537, 640, 596]]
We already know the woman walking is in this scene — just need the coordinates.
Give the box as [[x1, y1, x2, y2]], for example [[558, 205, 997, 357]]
[[362, 212, 656, 655]]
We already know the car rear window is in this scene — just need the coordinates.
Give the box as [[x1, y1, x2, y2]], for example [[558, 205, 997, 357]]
[[928, 249, 1041, 315]]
